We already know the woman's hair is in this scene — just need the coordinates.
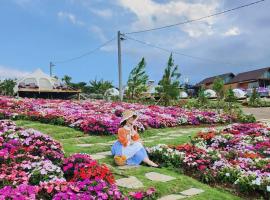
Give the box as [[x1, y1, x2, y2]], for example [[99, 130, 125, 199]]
[[120, 120, 127, 127]]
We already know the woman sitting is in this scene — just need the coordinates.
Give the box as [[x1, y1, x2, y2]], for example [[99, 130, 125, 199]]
[[111, 110, 159, 167]]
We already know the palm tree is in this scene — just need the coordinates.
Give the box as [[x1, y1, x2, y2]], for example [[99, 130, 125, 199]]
[[89, 79, 113, 95], [62, 75, 72, 85], [0, 79, 16, 96]]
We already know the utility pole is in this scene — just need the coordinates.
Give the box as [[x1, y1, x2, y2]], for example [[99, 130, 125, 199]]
[[49, 62, 55, 77], [117, 31, 123, 101]]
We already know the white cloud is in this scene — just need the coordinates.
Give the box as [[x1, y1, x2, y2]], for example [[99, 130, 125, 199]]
[[223, 27, 241, 36], [89, 25, 108, 42], [0, 65, 29, 79], [57, 11, 85, 26], [91, 9, 113, 19], [116, 0, 221, 38]]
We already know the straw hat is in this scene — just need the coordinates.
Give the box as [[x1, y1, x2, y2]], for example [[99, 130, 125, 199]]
[[120, 110, 138, 124]]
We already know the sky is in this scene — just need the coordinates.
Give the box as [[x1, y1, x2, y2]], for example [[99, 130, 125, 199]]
[[0, 0, 270, 86]]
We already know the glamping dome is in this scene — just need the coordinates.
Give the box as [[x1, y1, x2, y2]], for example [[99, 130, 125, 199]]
[[179, 91, 188, 98], [104, 88, 119, 97], [233, 88, 246, 99], [204, 89, 217, 98], [14, 69, 59, 93]]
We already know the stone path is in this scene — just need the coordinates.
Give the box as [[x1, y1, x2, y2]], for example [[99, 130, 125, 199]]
[[76, 144, 93, 147], [158, 194, 186, 200], [242, 107, 270, 120], [116, 176, 144, 189], [180, 188, 204, 196], [158, 188, 205, 200], [145, 172, 176, 182], [117, 165, 141, 170]]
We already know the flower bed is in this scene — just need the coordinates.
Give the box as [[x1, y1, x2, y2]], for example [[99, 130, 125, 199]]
[[147, 123, 270, 198], [0, 120, 156, 199], [0, 96, 234, 135]]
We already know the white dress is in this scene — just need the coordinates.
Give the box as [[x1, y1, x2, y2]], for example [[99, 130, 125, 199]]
[[121, 126, 143, 159]]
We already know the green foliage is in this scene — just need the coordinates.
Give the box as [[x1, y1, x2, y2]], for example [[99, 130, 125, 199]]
[[156, 53, 181, 106], [0, 79, 16, 96], [212, 78, 224, 99], [197, 88, 209, 106], [126, 57, 149, 99], [61, 75, 72, 85], [249, 88, 260, 106], [225, 88, 237, 103], [89, 79, 113, 95]]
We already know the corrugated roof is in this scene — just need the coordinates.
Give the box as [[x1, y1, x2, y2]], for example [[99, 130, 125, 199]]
[[198, 73, 234, 85], [228, 67, 270, 84]]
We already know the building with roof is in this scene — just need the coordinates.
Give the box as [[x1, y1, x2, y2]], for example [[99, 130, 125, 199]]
[[197, 73, 235, 89], [225, 67, 270, 90], [14, 69, 81, 99]]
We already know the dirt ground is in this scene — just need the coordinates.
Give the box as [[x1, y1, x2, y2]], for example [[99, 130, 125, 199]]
[[242, 107, 270, 121]]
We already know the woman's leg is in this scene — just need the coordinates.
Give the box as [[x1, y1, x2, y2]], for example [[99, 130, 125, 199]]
[[143, 157, 159, 167]]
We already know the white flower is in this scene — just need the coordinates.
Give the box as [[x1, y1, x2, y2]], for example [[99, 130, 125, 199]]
[[225, 173, 230, 177]]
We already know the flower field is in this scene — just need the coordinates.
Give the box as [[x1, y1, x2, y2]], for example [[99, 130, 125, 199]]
[[0, 120, 156, 199], [0, 96, 234, 135], [147, 123, 270, 198]]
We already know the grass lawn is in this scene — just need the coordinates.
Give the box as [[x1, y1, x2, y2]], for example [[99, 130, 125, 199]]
[[15, 120, 243, 200]]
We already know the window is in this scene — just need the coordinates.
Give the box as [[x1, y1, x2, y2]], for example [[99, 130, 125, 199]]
[[248, 82, 259, 88]]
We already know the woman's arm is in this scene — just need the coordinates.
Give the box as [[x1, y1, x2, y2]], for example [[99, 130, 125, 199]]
[[118, 128, 129, 147]]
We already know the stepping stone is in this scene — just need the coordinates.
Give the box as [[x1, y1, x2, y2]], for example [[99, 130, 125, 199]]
[[117, 165, 141, 170], [144, 140, 155, 143], [96, 151, 111, 156], [97, 143, 113, 146], [160, 137, 173, 140], [145, 172, 176, 182], [91, 154, 106, 160], [116, 176, 143, 189], [149, 136, 160, 139], [180, 188, 204, 196], [158, 194, 186, 200], [157, 132, 169, 136], [76, 144, 93, 147]]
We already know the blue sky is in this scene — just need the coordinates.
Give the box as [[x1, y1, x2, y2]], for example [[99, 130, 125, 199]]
[[0, 0, 270, 86]]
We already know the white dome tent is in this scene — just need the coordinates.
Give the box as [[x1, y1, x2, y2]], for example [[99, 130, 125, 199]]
[[232, 88, 246, 99], [14, 69, 59, 93], [14, 69, 80, 99], [104, 88, 119, 97], [204, 89, 217, 98], [179, 91, 188, 98]]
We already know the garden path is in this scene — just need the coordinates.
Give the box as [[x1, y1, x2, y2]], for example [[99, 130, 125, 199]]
[[15, 120, 242, 200]]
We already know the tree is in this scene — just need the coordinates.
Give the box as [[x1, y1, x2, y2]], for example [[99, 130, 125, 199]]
[[197, 87, 208, 106], [89, 79, 113, 95], [212, 77, 224, 100], [249, 88, 260, 106], [156, 53, 181, 106], [212, 77, 224, 113], [62, 75, 72, 86], [126, 57, 149, 99], [0, 79, 16, 96], [225, 87, 237, 119]]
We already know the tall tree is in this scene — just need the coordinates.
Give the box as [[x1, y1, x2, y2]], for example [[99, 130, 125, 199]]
[[156, 53, 181, 106], [212, 77, 224, 113], [0, 79, 16, 96], [89, 79, 113, 95], [212, 77, 224, 100], [126, 57, 149, 99], [62, 75, 72, 86]]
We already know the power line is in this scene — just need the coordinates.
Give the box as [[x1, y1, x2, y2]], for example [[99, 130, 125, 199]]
[[53, 37, 116, 64], [125, 35, 236, 65], [125, 0, 266, 35]]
